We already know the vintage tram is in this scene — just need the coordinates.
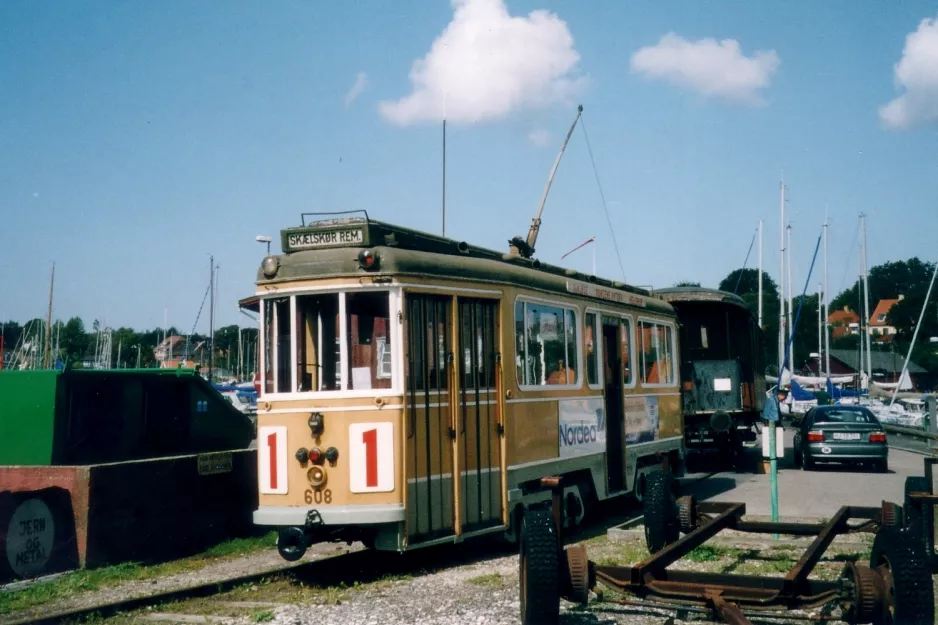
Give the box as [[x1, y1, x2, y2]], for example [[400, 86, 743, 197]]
[[655, 287, 766, 467], [242, 214, 687, 559]]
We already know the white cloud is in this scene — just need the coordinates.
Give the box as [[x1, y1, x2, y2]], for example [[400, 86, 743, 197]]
[[344, 72, 369, 107], [527, 128, 551, 147], [630, 33, 779, 105], [379, 0, 585, 125], [880, 16, 938, 129]]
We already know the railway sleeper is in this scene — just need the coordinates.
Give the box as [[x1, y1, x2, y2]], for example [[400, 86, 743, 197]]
[[519, 476, 935, 625]]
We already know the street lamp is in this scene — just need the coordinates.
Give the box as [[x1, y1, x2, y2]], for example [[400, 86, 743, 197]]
[[256, 235, 272, 256]]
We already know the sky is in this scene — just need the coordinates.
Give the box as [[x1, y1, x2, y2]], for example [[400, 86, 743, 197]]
[[2, 0, 937, 333]]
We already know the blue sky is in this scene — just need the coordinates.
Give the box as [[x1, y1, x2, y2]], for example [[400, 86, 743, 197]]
[[2, 0, 937, 332]]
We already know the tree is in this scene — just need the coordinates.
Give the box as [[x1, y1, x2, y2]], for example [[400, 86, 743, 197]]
[[719, 268, 781, 371], [673, 281, 700, 287], [60, 317, 89, 366]]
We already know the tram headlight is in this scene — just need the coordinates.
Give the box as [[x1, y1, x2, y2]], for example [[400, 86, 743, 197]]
[[307, 466, 327, 488], [308, 412, 324, 437], [261, 256, 279, 278], [357, 249, 379, 271]]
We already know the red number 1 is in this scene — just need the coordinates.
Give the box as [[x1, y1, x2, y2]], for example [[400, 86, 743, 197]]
[[362, 428, 378, 488], [267, 432, 278, 490]]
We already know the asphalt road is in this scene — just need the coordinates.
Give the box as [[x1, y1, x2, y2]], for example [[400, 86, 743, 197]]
[[681, 427, 932, 517]]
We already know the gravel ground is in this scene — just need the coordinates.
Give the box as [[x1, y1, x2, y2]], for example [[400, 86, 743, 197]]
[[133, 530, 935, 625]]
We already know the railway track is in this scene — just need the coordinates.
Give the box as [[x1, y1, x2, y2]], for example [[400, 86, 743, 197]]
[[2, 471, 721, 625]]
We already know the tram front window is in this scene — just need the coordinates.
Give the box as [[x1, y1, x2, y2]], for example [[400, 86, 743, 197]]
[[265, 291, 393, 394]]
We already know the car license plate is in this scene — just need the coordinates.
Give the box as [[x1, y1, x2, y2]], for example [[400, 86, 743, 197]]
[[832, 433, 861, 440]]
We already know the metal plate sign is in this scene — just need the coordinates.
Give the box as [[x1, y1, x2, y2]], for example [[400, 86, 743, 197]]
[[197, 451, 233, 475], [6, 498, 54, 578], [285, 228, 364, 251]]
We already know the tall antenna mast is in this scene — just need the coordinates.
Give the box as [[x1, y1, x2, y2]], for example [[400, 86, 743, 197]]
[[510, 104, 583, 258], [442, 118, 446, 237], [43, 262, 55, 369]]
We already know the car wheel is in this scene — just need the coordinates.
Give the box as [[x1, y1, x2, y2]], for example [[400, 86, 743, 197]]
[[878, 458, 889, 473], [802, 455, 814, 471]]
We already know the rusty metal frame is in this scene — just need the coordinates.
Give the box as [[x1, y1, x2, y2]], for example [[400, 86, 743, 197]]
[[904, 456, 938, 572], [542, 477, 884, 625]]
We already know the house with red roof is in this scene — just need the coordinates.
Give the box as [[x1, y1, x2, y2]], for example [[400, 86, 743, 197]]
[[827, 306, 860, 340], [869, 297, 902, 342]]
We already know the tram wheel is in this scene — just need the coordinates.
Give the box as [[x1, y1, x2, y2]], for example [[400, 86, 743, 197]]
[[643, 470, 679, 554], [519, 506, 560, 625], [869, 526, 934, 625]]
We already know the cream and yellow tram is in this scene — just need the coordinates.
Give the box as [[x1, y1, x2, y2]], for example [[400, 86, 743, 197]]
[[244, 215, 686, 560]]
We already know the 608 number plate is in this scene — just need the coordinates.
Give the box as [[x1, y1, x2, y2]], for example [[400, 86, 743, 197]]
[[305, 489, 332, 504]]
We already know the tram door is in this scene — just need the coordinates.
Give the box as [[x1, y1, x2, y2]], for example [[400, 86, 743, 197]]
[[455, 298, 503, 533], [405, 294, 456, 543], [602, 318, 626, 492]]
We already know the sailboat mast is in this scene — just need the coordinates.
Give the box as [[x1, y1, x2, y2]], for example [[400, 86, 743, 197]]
[[43, 262, 55, 369], [758, 220, 763, 327], [823, 220, 831, 379], [817, 282, 823, 375], [209, 255, 215, 383], [786, 225, 794, 366], [860, 213, 873, 383], [857, 247, 864, 387], [778, 182, 786, 375]]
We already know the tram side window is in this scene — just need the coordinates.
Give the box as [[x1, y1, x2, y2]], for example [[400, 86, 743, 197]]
[[296, 294, 340, 392], [264, 297, 291, 393], [585, 313, 599, 386], [621, 318, 633, 386], [640, 320, 675, 386], [514, 301, 579, 387], [346, 292, 392, 390]]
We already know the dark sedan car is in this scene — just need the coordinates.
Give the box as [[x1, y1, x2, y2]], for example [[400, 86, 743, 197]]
[[793, 405, 888, 472]]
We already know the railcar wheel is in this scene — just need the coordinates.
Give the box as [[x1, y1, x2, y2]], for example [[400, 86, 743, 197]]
[[869, 526, 934, 625], [562, 544, 590, 605], [841, 562, 885, 625], [643, 470, 679, 554], [519, 506, 560, 625], [903, 476, 928, 534]]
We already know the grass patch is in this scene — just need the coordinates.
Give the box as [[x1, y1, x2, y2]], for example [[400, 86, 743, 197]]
[[466, 573, 503, 587], [685, 546, 725, 562], [0, 532, 278, 616], [253, 610, 275, 622]]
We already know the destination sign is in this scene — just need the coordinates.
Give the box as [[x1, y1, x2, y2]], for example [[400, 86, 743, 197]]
[[565, 281, 646, 307], [285, 228, 364, 251]]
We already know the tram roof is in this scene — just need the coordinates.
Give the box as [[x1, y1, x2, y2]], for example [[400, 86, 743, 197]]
[[653, 286, 750, 309], [253, 215, 674, 315]]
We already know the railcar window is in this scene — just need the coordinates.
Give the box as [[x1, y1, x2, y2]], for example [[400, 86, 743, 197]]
[[346, 292, 392, 390], [586, 313, 599, 386], [264, 297, 291, 393], [514, 301, 579, 387], [408, 295, 449, 391], [640, 320, 675, 386], [621, 318, 634, 386], [295, 294, 340, 391]]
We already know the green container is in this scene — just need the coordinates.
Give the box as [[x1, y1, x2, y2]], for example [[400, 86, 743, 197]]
[[0, 368, 254, 466]]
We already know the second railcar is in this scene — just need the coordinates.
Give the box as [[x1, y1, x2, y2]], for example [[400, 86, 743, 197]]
[[655, 287, 766, 466]]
